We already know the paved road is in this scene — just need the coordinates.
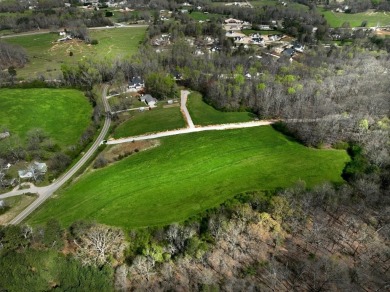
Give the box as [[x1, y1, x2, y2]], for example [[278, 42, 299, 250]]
[[180, 90, 195, 129], [6, 85, 111, 225], [107, 120, 276, 144]]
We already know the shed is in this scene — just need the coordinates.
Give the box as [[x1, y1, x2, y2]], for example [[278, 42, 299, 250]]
[[144, 94, 157, 106]]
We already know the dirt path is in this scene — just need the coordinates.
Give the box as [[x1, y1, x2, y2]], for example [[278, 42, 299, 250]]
[[180, 90, 195, 128], [107, 120, 276, 144]]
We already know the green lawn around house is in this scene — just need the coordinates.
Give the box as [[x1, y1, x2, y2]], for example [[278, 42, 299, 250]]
[[0, 88, 92, 149], [113, 105, 185, 138], [28, 126, 349, 229], [3, 27, 146, 79], [187, 92, 255, 126]]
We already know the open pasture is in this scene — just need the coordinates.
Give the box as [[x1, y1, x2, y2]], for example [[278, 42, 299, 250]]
[[187, 92, 255, 125], [3, 27, 146, 79], [113, 106, 186, 138], [0, 88, 92, 148], [321, 9, 390, 27], [28, 126, 349, 229]]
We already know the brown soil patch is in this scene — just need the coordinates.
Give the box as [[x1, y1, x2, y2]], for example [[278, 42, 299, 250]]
[[103, 139, 160, 164], [49, 39, 89, 56], [163, 103, 180, 108], [375, 29, 390, 36]]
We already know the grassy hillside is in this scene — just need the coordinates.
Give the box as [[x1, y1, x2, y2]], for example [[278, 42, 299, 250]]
[[28, 126, 349, 229], [187, 92, 255, 125], [113, 106, 186, 138], [0, 88, 92, 148], [3, 27, 146, 79], [321, 9, 390, 27]]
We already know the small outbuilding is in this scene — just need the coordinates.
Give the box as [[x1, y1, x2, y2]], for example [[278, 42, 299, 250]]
[[143, 94, 157, 106]]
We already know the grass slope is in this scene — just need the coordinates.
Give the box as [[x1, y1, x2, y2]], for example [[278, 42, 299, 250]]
[[28, 126, 349, 229], [187, 92, 255, 126], [4, 27, 146, 79], [113, 106, 186, 138], [0, 88, 92, 148], [321, 9, 390, 27]]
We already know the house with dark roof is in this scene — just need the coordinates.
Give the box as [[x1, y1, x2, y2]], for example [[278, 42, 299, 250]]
[[292, 41, 304, 53], [128, 76, 145, 90], [282, 47, 295, 57]]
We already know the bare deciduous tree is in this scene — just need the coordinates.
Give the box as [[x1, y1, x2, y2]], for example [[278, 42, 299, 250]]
[[74, 224, 126, 266]]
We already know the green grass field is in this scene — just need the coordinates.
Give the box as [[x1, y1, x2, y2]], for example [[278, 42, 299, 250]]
[[113, 106, 185, 138], [320, 9, 390, 27], [28, 126, 349, 229], [187, 92, 254, 126], [3, 27, 146, 79], [0, 88, 92, 148], [188, 11, 224, 21]]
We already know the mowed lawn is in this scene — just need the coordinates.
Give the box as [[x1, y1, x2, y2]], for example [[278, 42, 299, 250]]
[[113, 106, 186, 138], [28, 126, 349, 229], [321, 9, 390, 27], [3, 27, 146, 79], [0, 88, 92, 148], [187, 92, 255, 126], [188, 11, 224, 21]]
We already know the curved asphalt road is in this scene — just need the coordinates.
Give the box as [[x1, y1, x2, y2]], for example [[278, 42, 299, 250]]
[[7, 85, 111, 225]]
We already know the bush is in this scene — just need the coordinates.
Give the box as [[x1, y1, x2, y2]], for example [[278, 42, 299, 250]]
[[94, 155, 108, 168], [333, 141, 349, 150], [342, 144, 369, 181], [90, 39, 99, 45]]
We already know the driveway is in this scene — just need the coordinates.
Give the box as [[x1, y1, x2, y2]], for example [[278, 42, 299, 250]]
[[180, 90, 195, 129]]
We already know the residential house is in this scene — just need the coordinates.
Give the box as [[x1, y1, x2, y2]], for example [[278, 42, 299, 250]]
[[283, 47, 295, 57], [18, 161, 47, 181], [292, 41, 304, 53], [128, 76, 145, 90], [224, 18, 244, 25]]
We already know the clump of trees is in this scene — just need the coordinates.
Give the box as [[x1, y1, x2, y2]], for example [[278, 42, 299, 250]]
[[0, 6, 112, 33], [0, 42, 28, 70], [0, 220, 115, 291]]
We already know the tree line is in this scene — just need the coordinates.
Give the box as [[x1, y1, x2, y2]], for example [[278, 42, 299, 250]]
[[0, 6, 112, 33]]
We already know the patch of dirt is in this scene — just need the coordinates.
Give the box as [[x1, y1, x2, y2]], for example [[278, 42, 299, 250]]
[[375, 29, 390, 36], [96, 140, 160, 168], [163, 103, 180, 108], [49, 39, 89, 56], [106, 139, 160, 159]]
